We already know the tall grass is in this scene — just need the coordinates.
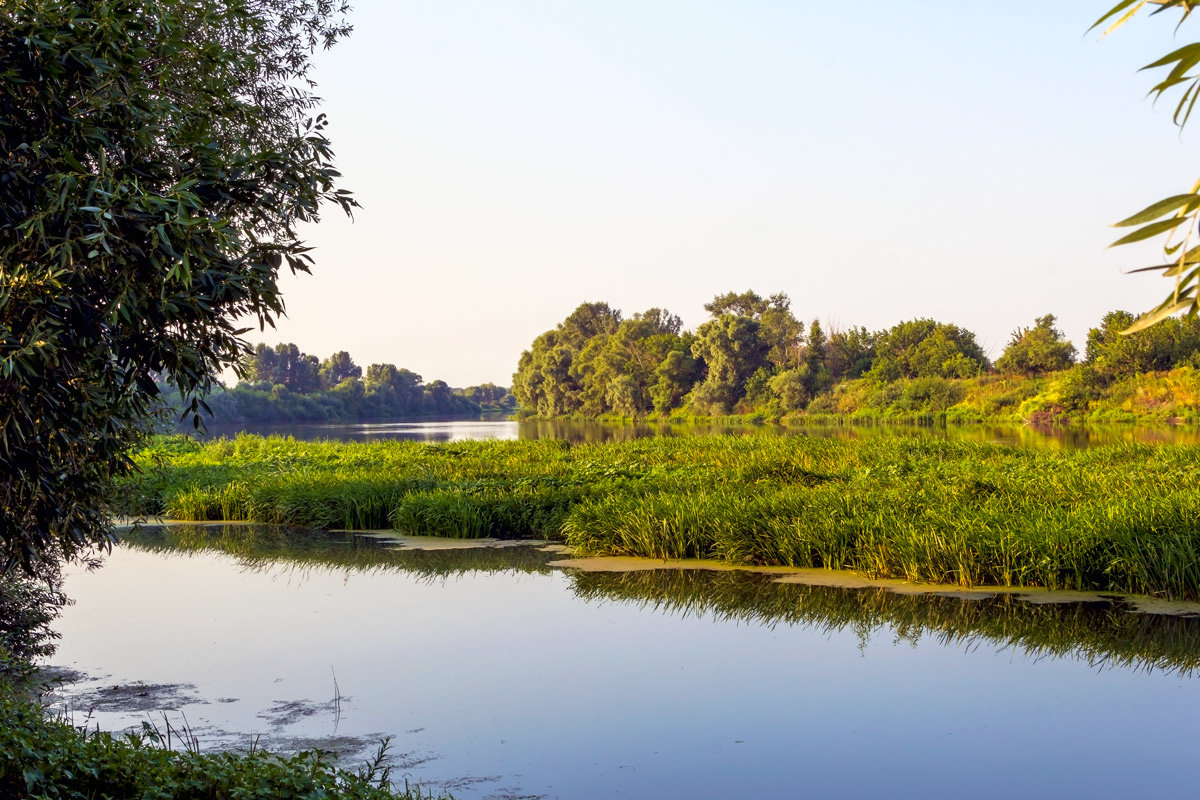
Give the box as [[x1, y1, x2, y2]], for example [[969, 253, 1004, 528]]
[[122, 433, 1200, 599]]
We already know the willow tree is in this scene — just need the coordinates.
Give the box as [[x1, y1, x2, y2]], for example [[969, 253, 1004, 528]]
[[1096, 1, 1200, 330], [0, 0, 355, 571]]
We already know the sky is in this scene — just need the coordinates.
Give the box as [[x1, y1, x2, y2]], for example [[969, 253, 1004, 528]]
[[246, 1, 1200, 388]]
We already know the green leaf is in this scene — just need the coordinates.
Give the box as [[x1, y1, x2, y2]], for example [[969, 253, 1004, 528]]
[[1093, 0, 1149, 36], [1113, 194, 1200, 227], [1122, 297, 1196, 333], [1109, 216, 1192, 246], [1141, 41, 1200, 71]]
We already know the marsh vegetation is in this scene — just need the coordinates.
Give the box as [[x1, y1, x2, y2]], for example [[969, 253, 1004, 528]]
[[122, 433, 1200, 600]]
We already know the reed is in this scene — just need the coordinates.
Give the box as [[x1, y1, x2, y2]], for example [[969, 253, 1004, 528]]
[[121, 433, 1200, 599]]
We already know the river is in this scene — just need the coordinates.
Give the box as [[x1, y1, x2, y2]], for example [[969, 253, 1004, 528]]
[[45, 524, 1200, 800], [193, 416, 1200, 449]]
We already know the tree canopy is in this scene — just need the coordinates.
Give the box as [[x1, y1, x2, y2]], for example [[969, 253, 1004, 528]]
[[514, 294, 992, 418], [995, 315, 1077, 376], [508, 294, 1200, 420], [0, 0, 355, 570], [864, 319, 988, 382]]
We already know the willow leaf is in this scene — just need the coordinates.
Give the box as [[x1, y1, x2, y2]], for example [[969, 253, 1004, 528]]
[[1172, 79, 1200, 126], [1123, 297, 1196, 334], [1109, 215, 1191, 246], [1142, 41, 1200, 70], [1093, 0, 1149, 35], [1113, 194, 1200, 226]]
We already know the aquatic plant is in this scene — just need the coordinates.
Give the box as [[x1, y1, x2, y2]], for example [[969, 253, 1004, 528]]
[[0, 692, 450, 799], [121, 433, 1200, 599]]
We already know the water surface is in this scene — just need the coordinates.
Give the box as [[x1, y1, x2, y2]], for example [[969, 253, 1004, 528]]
[[46, 526, 1200, 799], [193, 417, 1200, 449]]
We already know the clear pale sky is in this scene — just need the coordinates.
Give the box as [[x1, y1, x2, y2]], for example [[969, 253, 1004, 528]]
[[247, 1, 1198, 388]]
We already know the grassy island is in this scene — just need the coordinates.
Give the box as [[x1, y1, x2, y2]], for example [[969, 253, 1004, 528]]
[[122, 434, 1200, 601]]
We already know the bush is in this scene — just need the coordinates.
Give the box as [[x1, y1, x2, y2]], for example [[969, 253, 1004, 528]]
[[0, 697, 441, 800], [0, 566, 66, 684]]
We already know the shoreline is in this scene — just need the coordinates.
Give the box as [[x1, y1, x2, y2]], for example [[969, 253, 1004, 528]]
[[114, 518, 1200, 616]]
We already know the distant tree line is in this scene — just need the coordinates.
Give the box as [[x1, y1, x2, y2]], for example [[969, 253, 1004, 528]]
[[513, 291, 1200, 418], [167, 344, 516, 424]]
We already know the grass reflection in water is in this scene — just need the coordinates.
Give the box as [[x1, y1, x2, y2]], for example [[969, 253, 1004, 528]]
[[570, 568, 1200, 677], [120, 524, 1200, 678], [119, 524, 559, 580]]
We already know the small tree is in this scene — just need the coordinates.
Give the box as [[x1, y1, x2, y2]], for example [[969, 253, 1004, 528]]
[[865, 319, 988, 382], [995, 315, 1077, 376]]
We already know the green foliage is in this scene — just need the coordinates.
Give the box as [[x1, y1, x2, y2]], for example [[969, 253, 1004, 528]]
[[126, 433, 1200, 600], [703, 290, 789, 319], [0, 0, 355, 569], [690, 315, 770, 413], [650, 349, 701, 412], [768, 369, 809, 413], [246, 343, 323, 393], [825, 326, 876, 381], [1094, 1, 1200, 328], [1084, 310, 1200, 378], [865, 319, 988, 382], [513, 302, 692, 417], [896, 377, 965, 413], [320, 350, 363, 388], [221, 344, 494, 422], [996, 315, 1077, 376], [0, 565, 65, 684], [510, 297, 1200, 423], [0, 694, 445, 799]]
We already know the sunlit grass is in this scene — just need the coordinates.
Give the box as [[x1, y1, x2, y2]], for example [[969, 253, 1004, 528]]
[[122, 433, 1200, 599]]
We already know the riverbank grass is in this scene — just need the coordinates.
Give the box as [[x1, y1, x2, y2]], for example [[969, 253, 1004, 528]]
[[122, 434, 1200, 600]]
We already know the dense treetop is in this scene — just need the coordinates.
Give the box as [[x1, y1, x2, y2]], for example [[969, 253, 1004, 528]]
[[514, 292, 1200, 419]]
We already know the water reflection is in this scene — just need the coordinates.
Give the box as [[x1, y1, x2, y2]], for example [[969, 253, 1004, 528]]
[[188, 417, 1200, 449], [121, 524, 1200, 677], [569, 569, 1200, 677], [121, 524, 558, 578], [196, 417, 519, 444]]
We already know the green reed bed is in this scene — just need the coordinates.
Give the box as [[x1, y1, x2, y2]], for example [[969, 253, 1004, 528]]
[[121, 434, 1200, 599]]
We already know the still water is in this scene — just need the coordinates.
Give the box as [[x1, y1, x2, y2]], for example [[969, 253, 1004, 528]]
[[47, 525, 1200, 800], [195, 417, 1200, 449]]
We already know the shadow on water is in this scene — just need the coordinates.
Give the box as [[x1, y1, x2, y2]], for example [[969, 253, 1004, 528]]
[[121, 524, 1200, 677]]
